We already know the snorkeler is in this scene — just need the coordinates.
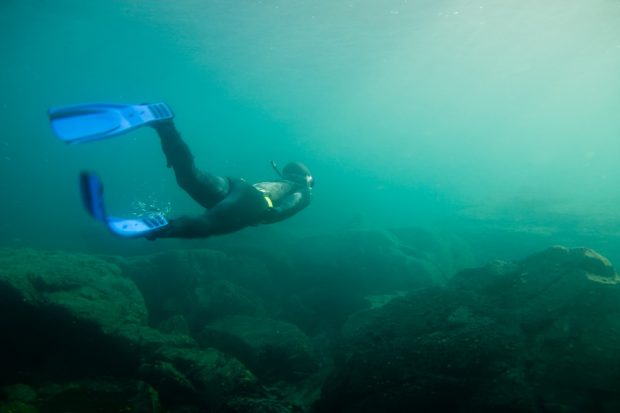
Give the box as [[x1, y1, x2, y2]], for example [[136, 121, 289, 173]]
[[48, 103, 313, 239]]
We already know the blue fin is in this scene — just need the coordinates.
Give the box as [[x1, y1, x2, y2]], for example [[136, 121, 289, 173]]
[[106, 215, 169, 238], [79, 171, 107, 221], [49, 102, 174, 144], [79, 172, 169, 238]]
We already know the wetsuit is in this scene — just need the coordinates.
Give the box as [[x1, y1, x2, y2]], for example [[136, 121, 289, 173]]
[[150, 121, 312, 238]]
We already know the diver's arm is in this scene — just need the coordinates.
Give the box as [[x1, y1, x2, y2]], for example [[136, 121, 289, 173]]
[[265, 189, 312, 223]]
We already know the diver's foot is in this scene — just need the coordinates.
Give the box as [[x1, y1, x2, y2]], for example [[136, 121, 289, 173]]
[[151, 119, 178, 135]]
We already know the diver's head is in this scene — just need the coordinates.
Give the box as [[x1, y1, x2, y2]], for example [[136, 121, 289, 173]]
[[282, 161, 314, 188]]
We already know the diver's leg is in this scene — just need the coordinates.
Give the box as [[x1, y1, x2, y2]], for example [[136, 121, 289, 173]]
[[152, 179, 271, 239], [152, 121, 229, 208], [202, 178, 271, 234], [152, 214, 215, 239]]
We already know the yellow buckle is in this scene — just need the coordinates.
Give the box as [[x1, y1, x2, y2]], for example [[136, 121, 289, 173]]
[[264, 196, 273, 208]]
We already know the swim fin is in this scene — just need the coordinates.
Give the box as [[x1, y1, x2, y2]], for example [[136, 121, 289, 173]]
[[79, 171, 169, 238], [49, 102, 174, 144]]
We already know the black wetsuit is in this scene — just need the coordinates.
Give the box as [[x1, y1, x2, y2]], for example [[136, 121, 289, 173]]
[[151, 121, 312, 239]]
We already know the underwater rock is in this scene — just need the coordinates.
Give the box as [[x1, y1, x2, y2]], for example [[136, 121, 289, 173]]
[[138, 360, 199, 406], [157, 314, 191, 336], [113, 227, 471, 340], [222, 395, 304, 413], [109, 327, 260, 409], [112, 323, 197, 357], [112, 249, 226, 325], [317, 287, 522, 412], [0, 402, 37, 413], [0, 248, 152, 382], [0, 248, 193, 350], [1, 384, 36, 403], [153, 346, 257, 408], [0, 384, 38, 413], [449, 246, 620, 331], [34, 379, 159, 413], [200, 315, 320, 383], [89, 324, 261, 408], [0, 248, 263, 411], [279, 227, 475, 335], [474, 246, 620, 409], [317, 246, 620, 412], [194, 279, 266, 322], [0, 248, 147, 332], [117, 249, 271, 327]]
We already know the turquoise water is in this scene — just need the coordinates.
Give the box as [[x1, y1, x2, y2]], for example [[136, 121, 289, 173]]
[[3, 2, 620, 411], [1, 0, 619, 256]]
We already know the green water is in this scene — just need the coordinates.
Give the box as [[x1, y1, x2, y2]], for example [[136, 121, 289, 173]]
[[1, 0, 619, 259]]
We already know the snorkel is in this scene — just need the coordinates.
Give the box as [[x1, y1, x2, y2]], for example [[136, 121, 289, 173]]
[[270, 160, 283, 178]]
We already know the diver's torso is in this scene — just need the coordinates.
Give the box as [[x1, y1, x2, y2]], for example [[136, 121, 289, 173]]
[[252, 180, 299, 202]]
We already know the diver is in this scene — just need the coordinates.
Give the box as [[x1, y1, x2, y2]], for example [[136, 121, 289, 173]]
[[48, 102, 313, 239]]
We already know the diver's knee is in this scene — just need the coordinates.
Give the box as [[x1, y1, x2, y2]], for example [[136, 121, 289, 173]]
[[218, 176, 231, 196], [175, 174, 196, 193]]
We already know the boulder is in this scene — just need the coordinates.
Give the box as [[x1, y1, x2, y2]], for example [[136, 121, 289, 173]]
[[0, 249, 261, 411], [449, 246, 620, 334], [471, 247, 620, 408], [200, 316, 319, 383], [222, 395, 304, 413], [157, 315, 191, 336], [1, 380, 160, 413], [116, 249, 271, 327], [317, 247, 620, 412], [1, 384, 37, 403], [34, 379, 159, 413], [153, 346, 257, 408], [0, 384, 38, 413], [193, 279, 266, 322], [317, 287, 522, 413], [0, 402, 37, 413], [0, 248, 147, 332], [277, 228, 474, 335], [0, 249, 149, 381]]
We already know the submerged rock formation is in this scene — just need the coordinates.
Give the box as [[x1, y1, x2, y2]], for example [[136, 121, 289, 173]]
[[0, 249, 262, 412], [1, 231, 616, 412], [316, 246, 620, 412], [200, 315, 320, 383]]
